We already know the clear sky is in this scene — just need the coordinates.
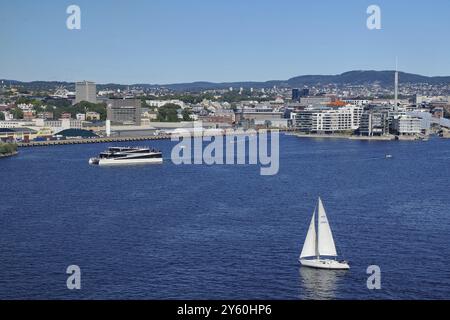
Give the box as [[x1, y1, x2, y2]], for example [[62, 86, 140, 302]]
[[1, 0, 449, 84]]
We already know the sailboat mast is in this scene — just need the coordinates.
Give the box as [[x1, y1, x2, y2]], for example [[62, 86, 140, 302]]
[[315, 200, 319, 260]]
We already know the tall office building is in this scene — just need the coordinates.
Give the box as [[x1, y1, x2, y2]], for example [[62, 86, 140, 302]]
[[292, 88, 310, 102], [75, 81, 97, 104], [300, 88, 310, 97], [106, 99, 141, 126], [292, 89, 300, 101]]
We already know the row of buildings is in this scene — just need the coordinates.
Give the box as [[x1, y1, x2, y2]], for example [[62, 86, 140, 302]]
[[2, 77, 449, 142], [293, 104, 423, 136]]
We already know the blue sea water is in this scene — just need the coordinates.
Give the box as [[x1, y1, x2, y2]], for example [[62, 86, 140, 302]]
[[1, 134, 450, 300]]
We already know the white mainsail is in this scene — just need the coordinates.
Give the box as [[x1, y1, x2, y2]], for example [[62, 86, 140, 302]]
[[299, 198, 349, 270], [300, 209, 317, 259], [317, 198, 337, 257]]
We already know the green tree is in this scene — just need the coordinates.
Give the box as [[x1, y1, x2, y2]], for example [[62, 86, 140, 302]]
[[0, 143, 18, 155], [0, 112, 4, 120], [182, 108, 193, 121], [11, 108, 23, 119], [49, 101, 107, 120], [157, 104, 181, 122], [45, 98, 72, 108]]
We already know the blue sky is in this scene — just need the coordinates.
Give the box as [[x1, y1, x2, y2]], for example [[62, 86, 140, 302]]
[[1, 0, 449, 84]]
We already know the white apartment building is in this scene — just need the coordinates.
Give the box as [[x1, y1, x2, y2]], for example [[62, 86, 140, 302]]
[[392, 115, 422, 135], [295, 105, 362, 133]]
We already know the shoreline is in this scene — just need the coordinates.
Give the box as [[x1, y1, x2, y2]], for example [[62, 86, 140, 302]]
[[291, 133, 430, 141], [293, 133, 395, 141], [16, 129, 290, 148], [12, 129, 438, 148], [0, 151, 19, 158]]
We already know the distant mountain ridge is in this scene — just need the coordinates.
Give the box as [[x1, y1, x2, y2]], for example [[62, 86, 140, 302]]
[[2, 70, 450, 92]]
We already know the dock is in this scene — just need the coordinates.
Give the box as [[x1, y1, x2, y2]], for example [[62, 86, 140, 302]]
[[17, 128, 294, 148], [17, 135, 172, 147]]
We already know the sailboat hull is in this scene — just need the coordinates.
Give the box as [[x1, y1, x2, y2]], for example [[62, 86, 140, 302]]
[[300, 259, 350, 270]]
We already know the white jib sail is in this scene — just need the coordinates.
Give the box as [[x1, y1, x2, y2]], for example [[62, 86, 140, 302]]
[[317, 198, 338, 257], [300, 209, 317, 259]]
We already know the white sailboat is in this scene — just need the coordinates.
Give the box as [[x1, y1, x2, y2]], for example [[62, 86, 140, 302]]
[[299, 198, 350, 270]]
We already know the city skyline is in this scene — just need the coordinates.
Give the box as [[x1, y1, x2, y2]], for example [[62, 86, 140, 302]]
[[1, 0, 450, 84]]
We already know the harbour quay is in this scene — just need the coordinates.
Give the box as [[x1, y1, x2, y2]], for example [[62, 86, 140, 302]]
[[16, 135, 172, 147], [16, 128, 293, 148]]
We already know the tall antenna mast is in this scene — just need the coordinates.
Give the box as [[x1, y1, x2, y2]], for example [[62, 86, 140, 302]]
[[394, 57, 399, 111]]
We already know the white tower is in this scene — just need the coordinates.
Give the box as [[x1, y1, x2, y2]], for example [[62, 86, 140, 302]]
[[106, 120, 111, 137], [394, 58, 399, 111]]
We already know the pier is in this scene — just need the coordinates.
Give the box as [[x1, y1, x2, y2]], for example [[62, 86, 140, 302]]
[[17, 128, 294, 148], [17, 135, 173, 147]]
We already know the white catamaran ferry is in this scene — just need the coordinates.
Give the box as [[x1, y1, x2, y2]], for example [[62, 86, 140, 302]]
[[89, 147, 163, 166], [299, 197, 350, 270]]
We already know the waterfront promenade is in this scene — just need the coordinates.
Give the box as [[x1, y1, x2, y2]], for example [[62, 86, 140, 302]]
[[17, 128, 443, 148], [289, 133, 434, 141], [17, 128, 294, 148], [17, 135, 173, 147], [289, 133, 396, 141]]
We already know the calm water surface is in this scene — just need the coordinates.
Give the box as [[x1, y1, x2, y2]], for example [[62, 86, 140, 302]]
[[1, 134, 450, 299]]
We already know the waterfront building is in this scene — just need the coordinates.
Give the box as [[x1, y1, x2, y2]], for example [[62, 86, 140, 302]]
[[391, 115, 422, 135], [75, 81, 97, 104], [33, 118, 83, 133], [294, 105, 363, 133], [234, 106, 285, 128], [76, 113, 86, 121], [0, 127, 37, 142], [107, 99, 141, 126], [359, 111, 389, 136]]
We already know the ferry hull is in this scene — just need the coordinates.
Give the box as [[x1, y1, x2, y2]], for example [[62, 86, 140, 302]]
[[90, 158, 163, 166], [300, 258, 350, 270], [99, 158, 163, 165]]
